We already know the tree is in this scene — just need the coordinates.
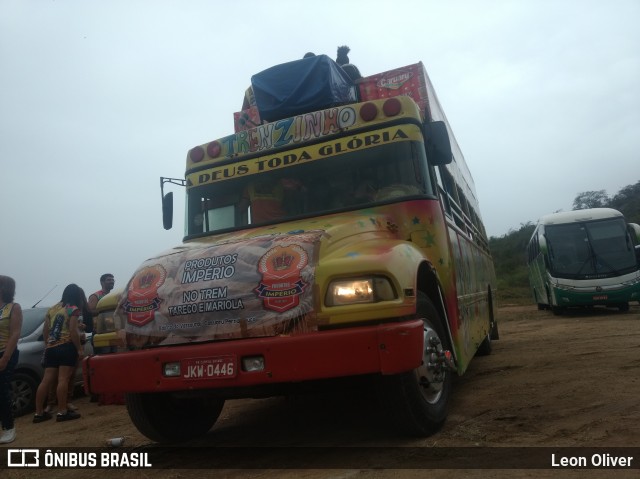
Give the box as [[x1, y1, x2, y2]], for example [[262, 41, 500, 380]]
[[572, 190, 609, 210], [608, 180, 640, 224], [489, 222, 535, 293]]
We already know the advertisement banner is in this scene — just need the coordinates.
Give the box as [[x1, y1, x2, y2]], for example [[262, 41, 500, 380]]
[[116, 231, 322, 348]]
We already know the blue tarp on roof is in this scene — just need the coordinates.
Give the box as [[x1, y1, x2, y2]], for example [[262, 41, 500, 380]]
[[251, 55, 358, 123]]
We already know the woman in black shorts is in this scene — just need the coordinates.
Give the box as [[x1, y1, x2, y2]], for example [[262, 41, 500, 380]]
[[33, 284, 86, 423]]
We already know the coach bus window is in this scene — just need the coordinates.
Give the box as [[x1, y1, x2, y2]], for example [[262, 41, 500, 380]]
[[545, 218, 637, 278]]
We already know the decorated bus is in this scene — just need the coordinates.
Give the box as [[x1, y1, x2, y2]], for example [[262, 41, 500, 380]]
[[85, 54, 498, 443], [527, 208, 640, 314]]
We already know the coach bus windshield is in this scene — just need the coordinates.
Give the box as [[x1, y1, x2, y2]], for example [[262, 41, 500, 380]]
[[185, 140, 433, 236], [545, 218, 637, 279]]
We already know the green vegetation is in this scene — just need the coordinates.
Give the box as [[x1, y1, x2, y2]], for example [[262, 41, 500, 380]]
[[489, 222, 535, 305], [489, 180, 640, 305]]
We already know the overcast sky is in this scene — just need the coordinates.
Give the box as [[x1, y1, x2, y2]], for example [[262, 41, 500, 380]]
[[2, 0, 639, 308]]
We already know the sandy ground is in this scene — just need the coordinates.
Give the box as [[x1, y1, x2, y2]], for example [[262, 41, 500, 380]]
[[2, 303, 639, 479]]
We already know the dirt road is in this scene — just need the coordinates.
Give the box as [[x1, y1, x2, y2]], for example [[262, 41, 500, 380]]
[[4, 303, 639, 478]]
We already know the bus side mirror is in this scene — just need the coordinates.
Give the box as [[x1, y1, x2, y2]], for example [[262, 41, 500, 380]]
[[424, 121, 452, 166], [162, 192, 174, 230]]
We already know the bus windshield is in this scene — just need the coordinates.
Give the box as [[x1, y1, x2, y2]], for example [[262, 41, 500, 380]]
[[185, 139, 433, 236], [545, 218, 637, 279]]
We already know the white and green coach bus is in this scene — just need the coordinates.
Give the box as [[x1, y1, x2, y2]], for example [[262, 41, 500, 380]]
[[527, 208, 640, 314]]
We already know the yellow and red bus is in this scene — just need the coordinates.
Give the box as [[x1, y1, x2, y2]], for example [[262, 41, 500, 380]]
[[85, 56, 498, 443]]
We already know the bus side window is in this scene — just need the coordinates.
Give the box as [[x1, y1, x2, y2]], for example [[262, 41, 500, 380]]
[[435, 166, 454, 218]]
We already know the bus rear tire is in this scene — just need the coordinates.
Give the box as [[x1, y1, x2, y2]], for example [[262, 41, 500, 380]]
[[126, 392, 224, 444], [476, 333, 492, 356], [477, 289, 497, 356], [376, 293, 451, 437]]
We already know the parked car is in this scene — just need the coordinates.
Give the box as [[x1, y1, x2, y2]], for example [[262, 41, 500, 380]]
[[10, 307, 93, 417]]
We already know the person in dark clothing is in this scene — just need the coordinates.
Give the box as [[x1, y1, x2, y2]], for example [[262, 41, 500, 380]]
[[336, 45, 362, 81], [0, 276, 21, 443], [34, 284, 87, 423]]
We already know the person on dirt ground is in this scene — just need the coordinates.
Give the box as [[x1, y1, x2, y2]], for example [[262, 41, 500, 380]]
[[0, 275, 22, 444], [87, 273, 115, 355], [86, 273, 116, 403], [44, 313, 86, 414], [33, 284, 86, 423], [86, 273, 115, 334]]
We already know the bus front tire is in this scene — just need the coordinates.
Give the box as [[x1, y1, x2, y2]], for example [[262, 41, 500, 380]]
[[376, 294, 451, 437], [126, 392, 224, 444]]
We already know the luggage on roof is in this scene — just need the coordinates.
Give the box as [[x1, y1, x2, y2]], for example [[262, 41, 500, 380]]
[[251, 54, 358, 123]]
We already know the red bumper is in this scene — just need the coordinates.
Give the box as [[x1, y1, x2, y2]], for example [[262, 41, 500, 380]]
[[83, 320, 424, 394]]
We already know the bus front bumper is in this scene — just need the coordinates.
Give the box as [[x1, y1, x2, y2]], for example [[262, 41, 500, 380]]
[[553, 283, 640, 306], [83, 319, 424, 395]]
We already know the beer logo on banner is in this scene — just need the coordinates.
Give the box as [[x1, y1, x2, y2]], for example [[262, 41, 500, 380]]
[[123, 265, 167, 326], [255, 245, 308, 312], [377, 71, 413, 90]]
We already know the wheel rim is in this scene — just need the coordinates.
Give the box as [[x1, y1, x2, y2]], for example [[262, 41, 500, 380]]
[[415, 323, 445, 404], [11, 378, 33, 414]]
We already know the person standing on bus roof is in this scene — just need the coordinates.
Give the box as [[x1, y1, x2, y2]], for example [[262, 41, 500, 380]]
[[0, 276, 22, 444], [336, 45, 362, 81]]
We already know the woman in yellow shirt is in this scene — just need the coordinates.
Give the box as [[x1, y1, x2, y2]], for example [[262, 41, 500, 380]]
[[0, 275, 22, 444], [33, 284, 86, 423]]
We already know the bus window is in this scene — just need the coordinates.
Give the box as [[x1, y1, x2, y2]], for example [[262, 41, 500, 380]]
[[186, 139, 433, 235]]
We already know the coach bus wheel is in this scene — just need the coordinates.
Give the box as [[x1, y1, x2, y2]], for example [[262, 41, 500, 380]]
[[376, 293, 452, 436], [126, 392, 224, 444], [618, 302, 629, 312], [534, 290, 545, 310]]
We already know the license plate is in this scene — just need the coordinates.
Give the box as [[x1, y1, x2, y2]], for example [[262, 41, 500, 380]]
[[592, 295, 608, 300], [182, 356, 236, 380]]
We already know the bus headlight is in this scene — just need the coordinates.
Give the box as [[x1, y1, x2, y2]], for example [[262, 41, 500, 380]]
[[325, 277, 396, 306]]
